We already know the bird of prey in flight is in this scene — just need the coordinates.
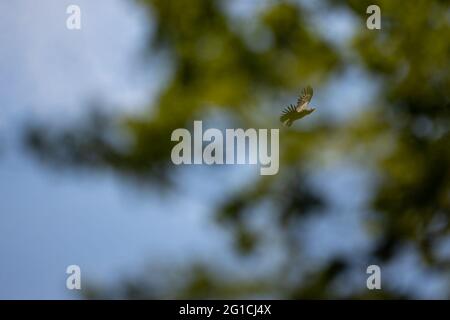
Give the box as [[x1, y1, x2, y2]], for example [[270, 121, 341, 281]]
[[280, 86, 315, 127]]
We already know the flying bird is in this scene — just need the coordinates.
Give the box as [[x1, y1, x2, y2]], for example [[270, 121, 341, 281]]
[[280, 86, 315, 127]]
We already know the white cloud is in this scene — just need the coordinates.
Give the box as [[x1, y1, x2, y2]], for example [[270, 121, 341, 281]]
[[0, 0, 156, 124]]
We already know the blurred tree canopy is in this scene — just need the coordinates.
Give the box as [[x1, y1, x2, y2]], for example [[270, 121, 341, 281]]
[[25, 0, 449, 298]]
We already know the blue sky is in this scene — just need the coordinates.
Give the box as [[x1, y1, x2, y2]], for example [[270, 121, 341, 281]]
[[0, 0, 231, 299], [0, 0, 447, 299]]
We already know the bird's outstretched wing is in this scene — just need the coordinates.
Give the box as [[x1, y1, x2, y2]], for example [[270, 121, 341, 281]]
[[280, 104, 315, 127], [296, 86, 313, 110]]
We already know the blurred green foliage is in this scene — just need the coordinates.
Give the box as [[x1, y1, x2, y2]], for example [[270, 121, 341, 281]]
[[25, 0, 449, 298]]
